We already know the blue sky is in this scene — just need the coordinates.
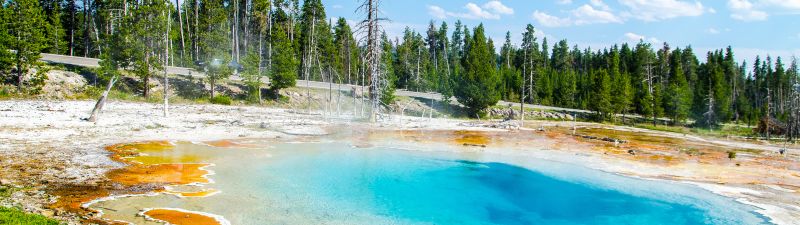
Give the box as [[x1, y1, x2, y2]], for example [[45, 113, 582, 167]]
[[324, 0, 800, 65]]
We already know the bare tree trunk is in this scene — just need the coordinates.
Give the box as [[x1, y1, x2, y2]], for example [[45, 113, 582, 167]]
[[164, 9, 171, 117], [328, 66, 333, 117], [194, 0, 199, 61], [416, 47, 420, 91], [86, 75, 118, 122], [210, 77, 216, 98], [185, 3, 192, 61], [233, 0, 240, 62], [83, 0, 89, 57], [93, 17, 102, 56], [267, 4, 273, 77], [177, 0, 186, 63], [243, 0, 249, 53], [69, 0, 75, 56], [520, 79, 525, 122], [359, 0, 382, 121], [304, 9, 317, 113], [257, 14, 264, 103]]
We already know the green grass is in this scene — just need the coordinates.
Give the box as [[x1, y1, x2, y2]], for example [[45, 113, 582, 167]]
[[0, 186, 12, 198], [0, 207, 62, 225], [209, 95, 233, 105], [0, 185, 62, 225]]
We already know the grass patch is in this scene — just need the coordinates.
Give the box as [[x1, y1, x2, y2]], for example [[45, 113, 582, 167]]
[[633, 123, 755, 138], [0, 86, 12, 99], [0, 207, 62, 225], [209, 95, 232, 105], [0, 186, 12, 198]]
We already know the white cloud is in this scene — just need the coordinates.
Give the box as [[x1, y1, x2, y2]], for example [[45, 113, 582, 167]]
[[427, 1, 513, 20], [573, 4, 622, 25], [532, 11, 572, 27], [590, 0, 611, 11], [728, 0, 769, 21], [464, 2, 501, 19], [731, 10, 769, 21], [729, 0, 755, 9], [619, 0, 705, 21], [624, 32, 660, 43], [532, 4, 621, 27], [624, 32, 646, 41], [707, 28, 720, 34], [759, 0, 800, 11], [708, 7, 717, 13], [428, 5, 447, 19], [556, 0, 573, 5], [483, 1, 514, 15], [332, 4, 343, 9]]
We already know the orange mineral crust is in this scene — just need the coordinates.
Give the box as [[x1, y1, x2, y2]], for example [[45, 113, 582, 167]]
[[107, 163, 212, 186], [104, 141, 175, 163], [162, 188, 220, 197], [106, 141, 210, 165], [204, 140, 244, 148], [143, 209, 224, 225]]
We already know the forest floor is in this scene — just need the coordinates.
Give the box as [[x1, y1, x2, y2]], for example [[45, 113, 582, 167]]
[[0, 69, 798, 224]]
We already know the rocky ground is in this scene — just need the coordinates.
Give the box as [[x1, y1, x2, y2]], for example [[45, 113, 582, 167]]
[[0, 100, 333, 223], [1, 100, 800, 224]]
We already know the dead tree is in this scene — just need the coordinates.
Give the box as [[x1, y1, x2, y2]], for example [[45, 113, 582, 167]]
[[86, 8, 124, 122], [303, 9, 317, 113], [787, 82, 799, 141], [86, 75, 118, 122], [357, 0, 386, 122], [163, 9, 171, 117], [521, 47, 527, 122], [176, 0, 185, 62]]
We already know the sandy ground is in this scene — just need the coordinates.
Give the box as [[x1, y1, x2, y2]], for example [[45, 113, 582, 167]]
[[1, 100, 799, 224]]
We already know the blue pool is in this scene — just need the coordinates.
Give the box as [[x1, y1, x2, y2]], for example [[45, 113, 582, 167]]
[[90, 141, 771, 225], [237, 142, 769, 225]]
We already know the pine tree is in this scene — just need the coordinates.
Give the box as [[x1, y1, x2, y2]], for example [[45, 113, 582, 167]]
[[241, 48, 262, 102], [44, 1, 67, 54], [198, 0, 231, 98], [333, 18, 358, 85], [519, 24, 539, 104], [436, 21, 450, 97], [269, 21, 297, 93], [454, 24, 500, 117], [126, 0, 169, 98], [7, 0, 49, 90], [612, 72, 633, 120], [0, 6, 13, 76], [610, 48, 633, 120], [298, 0, 328, 81], [589, 69, 612, 120], [664, 49, 692, 124], [380, 32, 396, 105]]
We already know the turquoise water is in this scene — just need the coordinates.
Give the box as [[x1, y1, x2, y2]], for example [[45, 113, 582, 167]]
[[92, 141, 770, 224], [224, 142, 768, 225]]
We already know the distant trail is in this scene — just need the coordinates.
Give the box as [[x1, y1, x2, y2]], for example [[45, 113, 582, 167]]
[[39, 53, 604, 115]]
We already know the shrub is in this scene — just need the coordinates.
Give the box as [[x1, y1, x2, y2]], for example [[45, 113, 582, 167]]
[[727, 151, 737, 159], [209, 95, 232, 105], [0, 207, 62, 225]]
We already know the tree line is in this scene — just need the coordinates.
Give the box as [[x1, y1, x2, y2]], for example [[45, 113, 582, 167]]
[[0, 0, 798, 135]]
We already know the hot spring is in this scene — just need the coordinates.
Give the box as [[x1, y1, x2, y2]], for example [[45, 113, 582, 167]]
[[87, 138, 770, 225]]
